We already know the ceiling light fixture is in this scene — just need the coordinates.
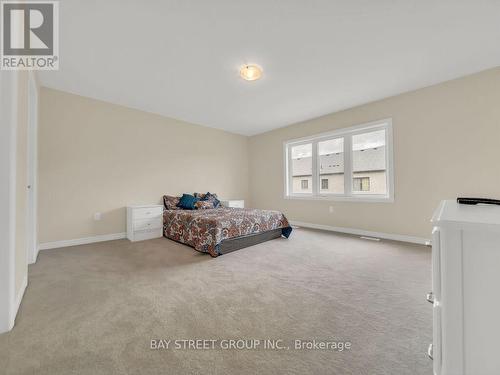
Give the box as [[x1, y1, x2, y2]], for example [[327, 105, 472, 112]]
[[240, 64, 262, 81]]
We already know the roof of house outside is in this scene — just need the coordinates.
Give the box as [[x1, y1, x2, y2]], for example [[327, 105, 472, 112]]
[[292, 146, 386, 176]]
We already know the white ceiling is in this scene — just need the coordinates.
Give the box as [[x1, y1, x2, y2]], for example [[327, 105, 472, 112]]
[[38, 0, 500, 136]]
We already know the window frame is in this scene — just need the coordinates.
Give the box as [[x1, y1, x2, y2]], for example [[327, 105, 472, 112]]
[[283, 118, 394, 203]]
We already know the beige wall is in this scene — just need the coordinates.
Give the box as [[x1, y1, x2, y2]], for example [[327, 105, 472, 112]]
[[39, 67, 500, 243], [15, 72, 29, 297], [249, 67, 500, 239], [38, 88, 249, 243]]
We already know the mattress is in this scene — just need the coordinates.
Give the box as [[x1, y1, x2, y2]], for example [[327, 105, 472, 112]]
[[163, 207, 292, 257]]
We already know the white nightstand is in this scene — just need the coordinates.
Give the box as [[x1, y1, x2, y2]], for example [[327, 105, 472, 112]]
[[220, 199, 244, 208], [126, 204, 163, 242]]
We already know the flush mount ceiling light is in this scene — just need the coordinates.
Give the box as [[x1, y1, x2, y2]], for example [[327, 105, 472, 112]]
[[239, 64, 262, 81]]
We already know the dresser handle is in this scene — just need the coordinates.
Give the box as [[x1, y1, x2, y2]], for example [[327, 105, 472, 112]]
[[426, 292, 434, 304], [427, 343, 433, 360]]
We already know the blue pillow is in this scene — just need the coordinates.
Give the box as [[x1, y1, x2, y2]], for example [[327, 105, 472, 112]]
[[176, 194, 200, 210]]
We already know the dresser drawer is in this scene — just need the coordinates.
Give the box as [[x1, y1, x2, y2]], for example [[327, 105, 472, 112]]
[[431, 227, 441, 301], [133, 206, 163, 220], [133, 217, 162, 231], [432, 304, 442, 374]]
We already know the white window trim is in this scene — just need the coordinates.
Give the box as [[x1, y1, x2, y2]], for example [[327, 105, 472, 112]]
[[283, 118, 394, 203]]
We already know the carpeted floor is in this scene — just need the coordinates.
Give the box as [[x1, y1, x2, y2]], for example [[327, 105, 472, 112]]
[[0, 228, 432, 375]]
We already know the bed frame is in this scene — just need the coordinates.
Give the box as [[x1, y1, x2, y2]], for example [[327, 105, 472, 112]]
[[218, 229, 282, 255]]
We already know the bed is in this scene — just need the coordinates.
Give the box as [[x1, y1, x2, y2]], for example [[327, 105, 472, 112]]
[[163, 207, 292, 257]]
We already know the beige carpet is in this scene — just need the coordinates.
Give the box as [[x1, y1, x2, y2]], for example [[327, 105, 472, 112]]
[[0, 228, 432, 375]]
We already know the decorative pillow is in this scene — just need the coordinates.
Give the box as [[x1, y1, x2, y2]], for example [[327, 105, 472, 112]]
[[177, 194, 199, 210], [163, 195, 180, 210], [194, 201, 214, 210], [201, 192, 221, 208]]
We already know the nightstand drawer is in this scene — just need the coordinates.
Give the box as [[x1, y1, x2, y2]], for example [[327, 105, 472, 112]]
[[133, 230, 162, 242], [133, 206, 163, 220], [221, 199, 244, 208], [127, 204, 163, 242], [133, 217, 162, 231]]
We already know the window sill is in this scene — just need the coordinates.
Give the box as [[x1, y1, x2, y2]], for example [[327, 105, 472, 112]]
[[284, 194, 394, 203]]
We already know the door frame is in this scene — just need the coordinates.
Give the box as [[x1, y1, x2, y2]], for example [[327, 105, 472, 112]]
[[27, 72, 39, 264]]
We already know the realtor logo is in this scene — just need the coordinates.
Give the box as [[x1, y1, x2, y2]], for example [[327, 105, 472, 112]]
[[1, 1, 59, 70]]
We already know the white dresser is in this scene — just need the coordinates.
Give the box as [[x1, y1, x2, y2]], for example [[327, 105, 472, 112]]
[[127, 204, 163, 242], [430, 200, 500, 375], [220, 199, 244, 208]]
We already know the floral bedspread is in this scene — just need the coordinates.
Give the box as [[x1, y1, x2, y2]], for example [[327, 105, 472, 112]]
[[163, 208, 292, 257]]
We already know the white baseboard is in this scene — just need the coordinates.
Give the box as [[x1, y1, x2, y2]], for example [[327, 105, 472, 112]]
[[10, 273, 28, 329], [28, 247, 39, 265], [38, 232, 127, 251], [289, 221, 429, 245]]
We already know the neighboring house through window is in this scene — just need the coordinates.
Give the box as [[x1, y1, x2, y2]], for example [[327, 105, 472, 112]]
[[284, 119, 393, 202]]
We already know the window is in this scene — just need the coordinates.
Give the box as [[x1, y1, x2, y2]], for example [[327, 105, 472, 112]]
[[352, 129, 386, 195], [319, 138, 343, 194], [290, 143, 312, 194], [284, 119, 393, 202], [353, 177, 370, 192]]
